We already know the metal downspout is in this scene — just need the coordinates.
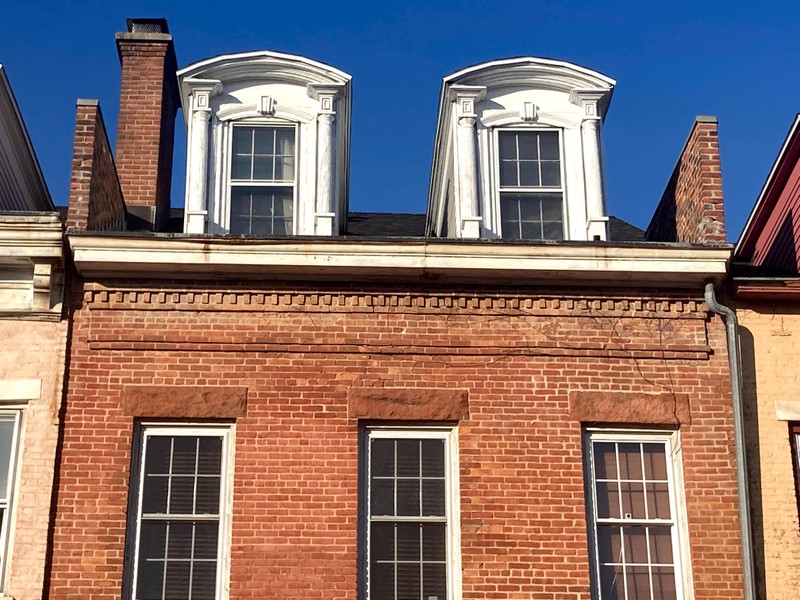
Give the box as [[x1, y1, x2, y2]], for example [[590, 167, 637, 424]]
[[704, 282, 755, 600]]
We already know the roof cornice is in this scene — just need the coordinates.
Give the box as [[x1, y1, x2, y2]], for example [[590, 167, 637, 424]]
[[68, 235, 730, 287]]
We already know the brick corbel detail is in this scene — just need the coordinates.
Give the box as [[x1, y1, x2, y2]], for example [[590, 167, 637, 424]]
[[123, 386, 247, 418], [569, 391, 691, 426], [348, 388, 469, 421]]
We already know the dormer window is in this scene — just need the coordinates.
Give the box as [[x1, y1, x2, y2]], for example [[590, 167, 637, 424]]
[[229, 125, 296, 235], [178, 52, 351, 236], [497, 130, 564, 240]]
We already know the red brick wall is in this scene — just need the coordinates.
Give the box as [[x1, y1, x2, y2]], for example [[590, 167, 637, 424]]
[[65, 100, 126, 231], [47, 281, 744, 599], [115, 32, 178, 230], [646, 117, 727, 244]]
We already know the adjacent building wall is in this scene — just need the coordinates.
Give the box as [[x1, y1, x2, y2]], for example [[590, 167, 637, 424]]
[[736, 302, 800, 599]]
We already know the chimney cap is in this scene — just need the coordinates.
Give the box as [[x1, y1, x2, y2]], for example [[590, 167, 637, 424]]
[[125, 18, 170, 34]]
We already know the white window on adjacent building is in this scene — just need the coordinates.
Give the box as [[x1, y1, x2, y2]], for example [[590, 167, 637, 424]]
[[0, 411, 20, 591], [497, 129, 564, 240], [584, 429, 691, 600], [364, 427, 460, 600], [228, 124, 296, 235], [128, 425, 233, 600]]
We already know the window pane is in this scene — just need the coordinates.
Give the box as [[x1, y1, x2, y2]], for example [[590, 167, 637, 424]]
[[626, 566, 651, 600], [500, 160, 518, 187], [593, 443, 618, 480], [136, 557, 165, 600], [422, 479, 445, 516], [0, 417, 16, 500], [191, 562, 218, 600], [617, 443, 643, 480], [643, 444, 668, 480], [197, 438, 223, 475], [619, 482, 646, 519], [370, 522, 394, 561], [370, 563, 394, 600], [167, 521, 193, 559], [539, 132, 560, 160], [141, 475, 168, 514], [517, 133, 539, 160], [194, 522, 220, 560], [232, 127, 254, 154], [422, 564, 446, 600], [252, 156, 273, 180], [164, 560, 190, 599], [252, 128, 274, 154], [139, 521, 167, 561], [371, 439, 394, 477], [648, 526, 674, 565], [396, 523, 420, 561], [541, 197, 562, 221], [599, 565, 625, 600], [421, 440, 445, 477], [622, 527, 649, 563], [171, 437, 198, 475], [422, 524, 445, 561], [195, 477, 221, 514], [396, 479, 420, 516], [275, 156, 294, 181], [596, 525, 622, 564], [370, 478, 394, 516], [595, 481, 620, 519], [396, 440, 420, 477], [168, 476, 195, 514], [518, 161, 540, 186], [652, 566, 677, 600], [498, 132, 517, 160], [397, 563, 421, 600], [646, 482, 672, 519], [542, 222, 563, 241], [145, 437, 172, 476], [540, 161, 561, 186], [274, 193, 293, 218], [275, 128, 295, 155], [231, 154, 251, 180]]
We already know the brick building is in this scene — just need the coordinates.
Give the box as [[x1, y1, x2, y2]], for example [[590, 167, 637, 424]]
[[46, 19, 746, 600], [729, 113, 800, 599], [0, 65, 66, 599]]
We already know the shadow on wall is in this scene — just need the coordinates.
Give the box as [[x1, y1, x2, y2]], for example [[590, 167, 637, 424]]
[[738, 325, 767, 600]]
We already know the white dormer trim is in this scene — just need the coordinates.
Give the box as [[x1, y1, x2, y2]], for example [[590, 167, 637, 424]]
[[178, 52, 352, 236], [428, 57, 615, 242]]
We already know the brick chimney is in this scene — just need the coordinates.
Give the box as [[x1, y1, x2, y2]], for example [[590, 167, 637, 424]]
[[115, 18, 179, 231], [645, 116, 727, 244]]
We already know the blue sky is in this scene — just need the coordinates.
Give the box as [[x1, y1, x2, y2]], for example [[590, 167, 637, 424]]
[[2, 1, 799, 238]]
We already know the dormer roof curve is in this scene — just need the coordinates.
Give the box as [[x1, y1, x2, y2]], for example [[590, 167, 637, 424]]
[[177, 50, 352, 114], [444, 56, 615, 107]]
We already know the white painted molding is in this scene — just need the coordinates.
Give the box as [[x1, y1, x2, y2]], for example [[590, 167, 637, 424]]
[[68, 234, 731, 286], [776, 399, 800, 421], [0, 379, 40, 401], [216, 104, 315, 124]]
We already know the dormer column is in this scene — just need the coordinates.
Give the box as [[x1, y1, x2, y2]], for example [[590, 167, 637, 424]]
[[184, 79, 221, 234], [450, 85, 486, 239], [571, 89, 610, 241], [308, 83, 346, 236]]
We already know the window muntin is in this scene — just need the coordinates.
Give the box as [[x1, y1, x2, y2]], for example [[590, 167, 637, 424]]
[[497, 130, 564, 240], [365, 428, 457, 600], [0, 412, 20, 591], [229, 125, 295, 235], [130, 426, 231, 600], [586, 431, 686, 600]]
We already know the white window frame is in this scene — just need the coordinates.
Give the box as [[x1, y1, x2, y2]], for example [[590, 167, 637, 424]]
[[362, 426, 461, 600], [224, 121, 299, 235], [0, 410, 21, 592], [126, 423, 235, 600], [583, 428, 693, 600], [492, 127, 567, 240]]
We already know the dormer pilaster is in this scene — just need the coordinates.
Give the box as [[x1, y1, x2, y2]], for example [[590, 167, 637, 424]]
[[308, 83, 346, 236], [450, 85, 486, 239]]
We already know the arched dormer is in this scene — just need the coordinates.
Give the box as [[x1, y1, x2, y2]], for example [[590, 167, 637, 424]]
[[177, 52, 352, 236], [427, 57, 615, 241]]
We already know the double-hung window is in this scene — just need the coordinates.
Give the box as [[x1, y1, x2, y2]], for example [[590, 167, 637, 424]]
[[584, 430, 689, 600], [0, 411, 20, 591], [497, 130, 564, 240], [229, 125, 295, 235], [791, 424, 800, 519], [129, 425, 232, 600], [364, 427, 459, 600]]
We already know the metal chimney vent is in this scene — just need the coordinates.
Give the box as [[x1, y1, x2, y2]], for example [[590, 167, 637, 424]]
[[125, 18, 170, 34]]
